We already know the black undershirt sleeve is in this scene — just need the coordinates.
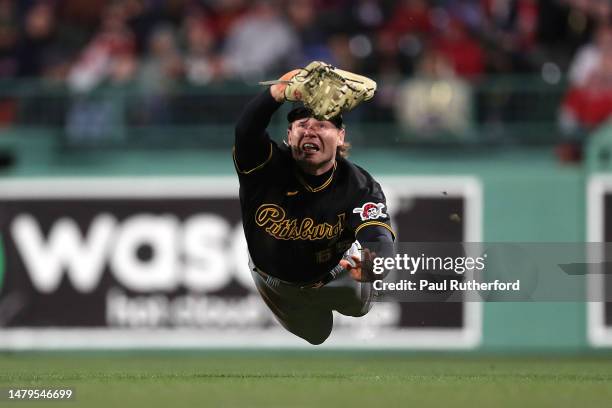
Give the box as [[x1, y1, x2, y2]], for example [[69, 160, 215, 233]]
[[356, 225, 395, 256], [356, 225, 395, 280], [234, 90, 283, 172]]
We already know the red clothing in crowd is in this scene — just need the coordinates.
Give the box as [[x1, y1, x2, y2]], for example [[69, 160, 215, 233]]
[[562, 86, 612, 128], [385, 0, 433, 37], [432, 21, 484, 80]]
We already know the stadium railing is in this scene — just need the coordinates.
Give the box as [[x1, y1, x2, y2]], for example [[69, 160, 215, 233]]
[[0, 75, 566, 151]]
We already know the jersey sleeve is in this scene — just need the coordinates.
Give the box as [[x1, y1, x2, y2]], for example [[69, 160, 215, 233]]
[[233, 90, 283, 175], [348, 178, 395, 240]]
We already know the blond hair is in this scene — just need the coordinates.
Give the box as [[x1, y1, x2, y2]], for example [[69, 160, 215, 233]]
[[337, 142, 351, 158]]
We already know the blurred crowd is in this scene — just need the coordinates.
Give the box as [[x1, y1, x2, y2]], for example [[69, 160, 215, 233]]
[[1, 0, 612, 149], [2, 0, 610, 82]]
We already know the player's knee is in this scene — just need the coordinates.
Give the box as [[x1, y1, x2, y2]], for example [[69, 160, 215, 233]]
[[302, 329, 331, 345], [336, 287, 373, 317], [345, 308, 368, 318], [293, 316, 332, 345], [337, 303, 371, 317]]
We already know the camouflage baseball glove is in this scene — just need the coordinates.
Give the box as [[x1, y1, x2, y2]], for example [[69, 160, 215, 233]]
[[261, 61, 377, 120]]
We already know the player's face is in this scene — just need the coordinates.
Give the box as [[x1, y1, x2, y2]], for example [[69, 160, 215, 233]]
[[287, 118, 345, 175]]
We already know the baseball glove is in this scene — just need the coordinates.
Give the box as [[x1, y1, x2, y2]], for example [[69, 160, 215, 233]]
[[260, 61, 377, 120]]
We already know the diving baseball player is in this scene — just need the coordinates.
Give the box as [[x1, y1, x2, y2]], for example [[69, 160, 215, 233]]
[[233, 65, 395, 345]]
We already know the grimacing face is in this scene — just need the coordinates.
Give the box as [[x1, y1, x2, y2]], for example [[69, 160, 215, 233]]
[[287, 117, 345, 174]]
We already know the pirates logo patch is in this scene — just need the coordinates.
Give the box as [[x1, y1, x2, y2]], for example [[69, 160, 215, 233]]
[[353, 202, 387, 221]]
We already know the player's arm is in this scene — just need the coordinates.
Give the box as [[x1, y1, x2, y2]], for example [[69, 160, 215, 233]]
[[343, 178, 395, 281], [233, 70, 299, 173], [340, 225, 395, 282]]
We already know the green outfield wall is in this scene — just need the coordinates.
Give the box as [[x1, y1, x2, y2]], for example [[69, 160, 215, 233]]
[[0, 124, 606, 351]]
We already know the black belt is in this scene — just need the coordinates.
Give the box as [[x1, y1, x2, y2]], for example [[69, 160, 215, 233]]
[[253, 264, 345, 289]]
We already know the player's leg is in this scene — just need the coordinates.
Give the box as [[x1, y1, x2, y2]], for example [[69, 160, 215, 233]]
[[251, 269, 333, 345], [316, 241, 374, 317], [316, 271, 373, 317]]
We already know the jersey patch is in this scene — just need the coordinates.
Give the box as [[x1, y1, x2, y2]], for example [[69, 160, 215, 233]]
[[353, 202, 387, 221]]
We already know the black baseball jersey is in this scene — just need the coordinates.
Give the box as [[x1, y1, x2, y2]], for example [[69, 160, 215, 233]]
[[234, 91, 394, 283]]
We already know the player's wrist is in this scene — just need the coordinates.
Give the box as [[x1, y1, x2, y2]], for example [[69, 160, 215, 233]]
[[269, 69, 301, 102], [270, 85, 286, 102]]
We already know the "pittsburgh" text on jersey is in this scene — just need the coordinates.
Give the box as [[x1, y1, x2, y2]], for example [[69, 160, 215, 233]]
[[255, 204, 345, 241]]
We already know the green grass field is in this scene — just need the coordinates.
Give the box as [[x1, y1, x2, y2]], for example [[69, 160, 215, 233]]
[[1, 353, 611, 408]]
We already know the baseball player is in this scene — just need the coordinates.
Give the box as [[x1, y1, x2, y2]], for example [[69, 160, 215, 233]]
[[233, 68, 395, 345]]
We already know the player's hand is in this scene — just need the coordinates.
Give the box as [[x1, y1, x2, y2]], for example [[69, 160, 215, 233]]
[[339, 248, 376, 282], [270, 69, 300, 102]]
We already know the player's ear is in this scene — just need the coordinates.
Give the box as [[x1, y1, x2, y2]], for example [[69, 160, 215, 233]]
[[337, 128, 346, 146], [286, 127, 294, 145]]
